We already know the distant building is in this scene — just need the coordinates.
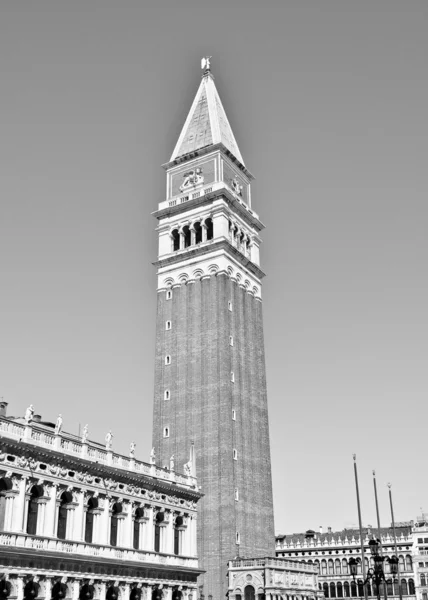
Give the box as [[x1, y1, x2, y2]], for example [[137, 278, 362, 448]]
[[0, 402, 202, 600], [412, 514, 428, 600], [276, 525, 416, 599], [227, 557, 323, 600]]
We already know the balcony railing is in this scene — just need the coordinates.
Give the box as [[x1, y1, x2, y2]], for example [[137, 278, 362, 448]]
[[0, 532, 198, 569], [230, 557, 317, 573], [0, 417, 197, 490]]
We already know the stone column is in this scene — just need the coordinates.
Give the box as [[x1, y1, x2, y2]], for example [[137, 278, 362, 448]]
[[145, 506, 154, 551], [4, 493, 16, 531], [71, 580, 80, 600], [100, 498, 110, 545], [99, 583, 106, 600], [12, 476, 26, 532], [16, 578, 24, 600], [73, 491, 85, 541], [122, 584, 130, 600], [202, 224, 207, 243], [65, 505, 75, 540], [44, 483, 57, 537], [179, 231, 185, 250], [44, 577, 52, 600], [117, 515, 126, 547], [145, 585, 153, 600], [124, 502, 133, 548], [190, 227, 196, 246], [163, 588, 172, 600], [36, 499, 48, 536], [165, 512, 174, 554]]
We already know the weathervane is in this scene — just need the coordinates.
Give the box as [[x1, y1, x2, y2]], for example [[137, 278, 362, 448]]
[[201, 56, 212, 73]]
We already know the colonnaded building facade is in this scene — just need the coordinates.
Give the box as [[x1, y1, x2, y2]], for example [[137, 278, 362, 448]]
[[0, 402, 202, 600], [276, 525, 416, 600], [151, 60, 275, 600]]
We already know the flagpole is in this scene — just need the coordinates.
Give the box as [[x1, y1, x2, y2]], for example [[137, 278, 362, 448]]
[[388, 483, 403, 600], [353, 455, 369, 600], [373, 471, 387, 600]]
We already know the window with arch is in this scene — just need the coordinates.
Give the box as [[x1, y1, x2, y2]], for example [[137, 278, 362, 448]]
[[330, 583, 336, 599], [171, 229, 180, 252], [236, 531, 240, 545], [133, 506, 145, 550], [231, 371, 235, 382], [405, 555, 412, 572], [165, 355, 171, 365], [235, 488, 239, 501], [166, 289, 172, 300], [26, 484, 44, 535], [0, 477, 13, 531], [172, 590, 183, 600], [165, 321, 172, 331], [366, 582, 372, 598], [409, 580, 415, 595], [163, 426, 170, 438], [336, 583, 343, 599], [335, 558, 341, 574], [233, 449, 238, 460], [328, 559, 334, 575], [387, 580, 394, 595], [228, 301, 233, 311], [350, 581, 357, 598], [244, 586, 255, 600], [154, 511, 164, 552], [343, 582, 350, 598], [421, 575, 427, 587], [194, 222, 202, 244], [323, 583, 329, 599], [174, 515, 183, 555], [357, 581, 364, 597], [229, 335, 234, 346], [342, 558, 349, 574], [110, 501, 122, 547], [399, 556, 405, 572], [321, 560, 327, 575], [57, 490, 73, 540], [401, 580, 408, 596], [164, 389, 170, 400], [205, 218, 213, 241], [182, 225, 191, 248], [232, 409, 236, 421], [85, 496, 98, 543], [314, 560, 320, 573]]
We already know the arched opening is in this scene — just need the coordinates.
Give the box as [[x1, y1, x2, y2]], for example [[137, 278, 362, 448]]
[[172, 591, 182, 600], [321, 560, 327, 575], [79, 584, 95, 600], [399, 556, 405, 572], [154, 511, 164, 552], [387, 580, 394, 596], [174, 515, 183, 555], [27, 484, 44, 535], [342, 558, 349, 574], [57, 490, 73, 540], [323, 583, 329, 598], [85, 496, 98, 543], [357, 581, 364, 598], [421, 575, 427, 587], [343, 582, 350, 598], [330, 583, 336, 599], [328, 559, 334, 575], [182, 226, 191, 248], [335, 559, 342, 574], [405, 555, 413, 572], [106, 586, 119, 600], [409, 580, 415, 595], [171, 229, 180, 252], [314, 560, 320, 573], [401, 580, 408, 596], [23, 579, 40, 600], [133, 506, 144, 550], [152, 589, 162, 600], [110, 501, 122, 547], [366, 582, 372, 597], [0, 477, 12, 531], [130, 588, 142, 600], [194, 222, 202, 244], [244, 586, 255, 600], [205, 218, 213, 241], [337, 583, 343, 599], [350, 581, 357, 598], [52, 581, 68, 600]]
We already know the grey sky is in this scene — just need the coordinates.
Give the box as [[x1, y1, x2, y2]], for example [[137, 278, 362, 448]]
[[0, 1, 427, 535]]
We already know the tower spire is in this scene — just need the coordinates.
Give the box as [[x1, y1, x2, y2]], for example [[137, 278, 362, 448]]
[[170, 58, 245, 165]]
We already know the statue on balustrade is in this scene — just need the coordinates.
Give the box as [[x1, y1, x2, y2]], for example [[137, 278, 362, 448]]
[[24, 404, 34, 423]]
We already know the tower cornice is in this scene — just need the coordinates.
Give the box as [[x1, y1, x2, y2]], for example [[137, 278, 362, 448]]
[[152, 238, 265, 280], [152, 185, 264, 232]]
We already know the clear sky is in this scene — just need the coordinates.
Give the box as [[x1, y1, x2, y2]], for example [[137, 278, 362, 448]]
[[0, 1, 427, 535]]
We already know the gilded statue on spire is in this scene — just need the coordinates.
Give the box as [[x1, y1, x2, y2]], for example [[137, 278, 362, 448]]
[[201, 56, 212, 72]]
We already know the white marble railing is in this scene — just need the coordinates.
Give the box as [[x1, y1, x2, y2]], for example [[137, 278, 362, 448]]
[[0, 532, 198, 568], [230, 558, 316, 573], [160, 181, 259, 220], [0, 417, 197, 490]]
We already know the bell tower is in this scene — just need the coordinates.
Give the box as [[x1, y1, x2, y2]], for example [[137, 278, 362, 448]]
[[152, 59, 275, 600]]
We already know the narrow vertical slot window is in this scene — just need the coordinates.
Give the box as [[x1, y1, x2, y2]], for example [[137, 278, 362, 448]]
[[165, 320, 172, 330], [164, 390, 170, 400], [163, 427, 170, 438], [233, 448, 237, 460], [229, 336, 233, 346], [232, 409, 236, 421], [228, 301, 233, 311], [166, 290, 172, 300], [231, 371, 235, 383], [165, 355, 171, 365]]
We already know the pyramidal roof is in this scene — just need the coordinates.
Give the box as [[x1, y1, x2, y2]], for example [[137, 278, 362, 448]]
[[170, 68, 245, 166]]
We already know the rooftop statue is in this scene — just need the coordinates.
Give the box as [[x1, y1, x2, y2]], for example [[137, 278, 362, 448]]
[[105, 430, 113, 450], [82, 423, 89, 443], [55, 414, 63, 435], [24, 404, 34, 423]]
